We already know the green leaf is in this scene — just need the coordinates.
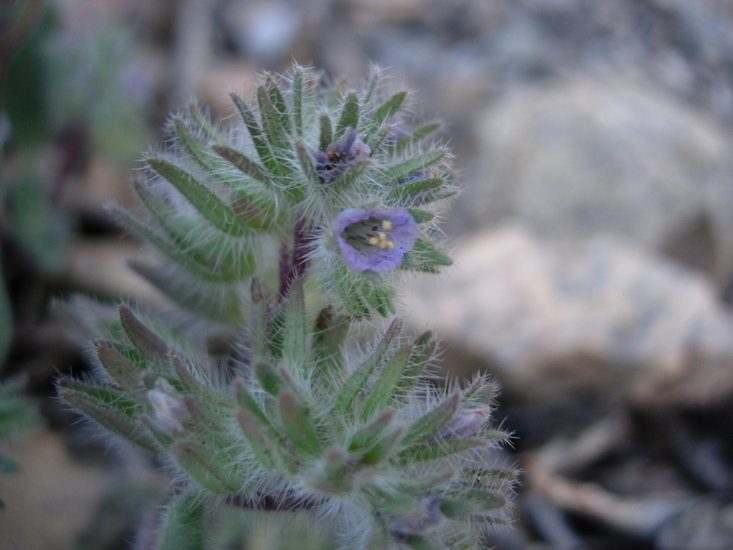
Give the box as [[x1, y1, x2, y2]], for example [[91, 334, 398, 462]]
[[119, 305, 170, 366], [397, 437, 488, 464], [367, 121, 394, 151], [406, 208, 434, 223], [407, 189, 456, 208], [440, 489, 505, 518], [360, 426, 404, 465], [170, 353, 229, 411], [329, 159, 369, 192], [396, 331, 435, 395], [278, 391, 322, 459], [257, 84, 289, 150], [236, 408, 281, 471], [264, 76, 291, 134], [132, 182, 255, 280], [230, 194, 270, 234], [386, 177, 444, 204], [360, 283, 394, 318], [463, 377, 498, 405], [319, 113, 333, 151], [234, 378, 272, 428], [172, 441, 241, 494], [295, 138, 320, 190], [360, 344, 412, 421], [139, 416, 174, 449], [230, 92, 274, 168], [348, 408, 395, 452], [314, 448, 351, 492], [248, 278, 269, 363], [281, 279, 306, 367], [311, 307, 350, 391], [363, 68, 381, 105], [292, 68, 304, 136], [335, 92, 360, 137], [57, 379, 156, 452], [127, 261, 244, 325], [384, 150, 445, 183], [113, 207, 233, 282], [187, 103, 217, 141], [255, 361, 284, 396], [333, 318, 402, 415], [400, 239, 452, 273], [146, 158, 249, 237], [394, 122, 442, 154], [326, 78, 347, 109], [368, 91, 407, 130], [404, 535, 442, 550], [94, 341, 144, 394], [58, 378, 138, 416], [211, 144, 271, 186], [155, 492, 206, 550], [340, 288, 370, 319], [401, 392, 460, 448], [268, 304, 286, 360], [171, 117, 219, 173]]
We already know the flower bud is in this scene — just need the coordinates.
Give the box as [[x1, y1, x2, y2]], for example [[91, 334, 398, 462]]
[[438, 403, 492, 439], [146, 380, 188, 436]]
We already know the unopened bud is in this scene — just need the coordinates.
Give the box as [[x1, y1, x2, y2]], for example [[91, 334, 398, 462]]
[[147, 380, 188, 436], [438, 404, 492, 439]]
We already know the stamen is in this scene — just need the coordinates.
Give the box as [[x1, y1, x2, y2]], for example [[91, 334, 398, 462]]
[[382, 220, 393, 230], [368, 237, 379, 245]]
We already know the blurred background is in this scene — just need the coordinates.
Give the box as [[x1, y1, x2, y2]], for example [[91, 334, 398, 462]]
[[3, 0, 733, 548]]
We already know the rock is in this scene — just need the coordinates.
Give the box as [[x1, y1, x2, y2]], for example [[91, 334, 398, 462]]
[[218, 0, 301, 65], [403, 226, 733, 407], [66, 238, 165, 306], [656, 499, 733, 550], [465, 76, 733, 282], [198, 59, 258, 118], [0, 431, 109, 550]]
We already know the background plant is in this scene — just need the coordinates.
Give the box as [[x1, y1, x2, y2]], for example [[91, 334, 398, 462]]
[[58, 65, 515, 550]]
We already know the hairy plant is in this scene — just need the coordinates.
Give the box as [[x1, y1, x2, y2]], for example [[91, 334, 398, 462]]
[[57, 65, 515, 549]]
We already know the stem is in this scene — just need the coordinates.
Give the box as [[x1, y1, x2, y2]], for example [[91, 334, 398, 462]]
[[278, 218, 312, 301], [225, 490, 320, 511]]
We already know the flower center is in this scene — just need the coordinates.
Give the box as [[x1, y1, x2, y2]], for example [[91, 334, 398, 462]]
[[324, 150, 343, 170], [342, 216, 396, 250]]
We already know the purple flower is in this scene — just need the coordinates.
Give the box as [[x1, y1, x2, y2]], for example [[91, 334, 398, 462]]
[[312, 128, 370, 184], [334, 208, 418, 272]]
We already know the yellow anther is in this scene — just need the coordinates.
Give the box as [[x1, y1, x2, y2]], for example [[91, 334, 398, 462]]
[[382, 220, 393, 230], [386, 241, 395, 249], [368, 237, 379, 245]]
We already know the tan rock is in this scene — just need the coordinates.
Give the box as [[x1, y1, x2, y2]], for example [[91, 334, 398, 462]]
[[467, 76, 733, 283], [404, 226, 733, 406], [0, 431, 108, 550]]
